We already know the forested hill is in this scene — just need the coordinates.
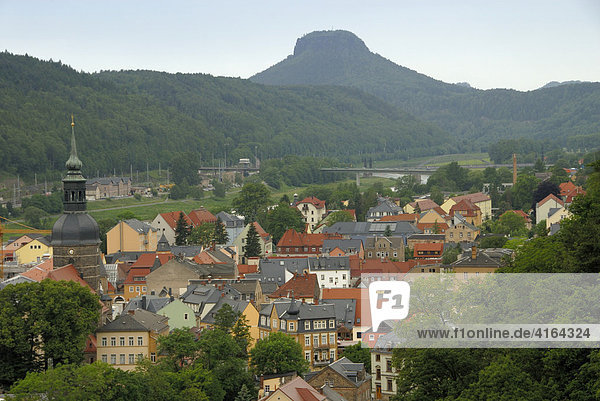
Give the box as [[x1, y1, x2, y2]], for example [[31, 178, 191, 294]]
[[251, 30, 600, 150], [0, 51, 451, 179]]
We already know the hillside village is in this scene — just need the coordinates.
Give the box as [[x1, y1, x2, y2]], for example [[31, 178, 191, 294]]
[[0, 120, 592, 400]]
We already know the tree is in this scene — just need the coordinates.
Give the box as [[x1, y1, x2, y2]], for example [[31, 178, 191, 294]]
[[234, 384, 255, 401], [158, 328, 202, 372], [212, 181, 226, 199], [213, 217, 229, 244], [265, 203, 305, 243], [497, 211, 528, 237], [511, 174, 540, 211], [214, 304, 239, 333], [341, 342, 371, 371], [175, 212, 190, 245], [189, 223, 215, 248], [232, 183, 270, 223], [22, 206, 48, 229], [116, 210, 138, 220], [249, 332, 308, 375], [442, 244, 461, 264], [243, 223, 262, 258], [0, 280, 100, 388], [430, 186, 444, 206], [533, 181, 560, 206], [384, 224, 393, 237], [325, 210, 354, 226], [479, 236, 508, 249]]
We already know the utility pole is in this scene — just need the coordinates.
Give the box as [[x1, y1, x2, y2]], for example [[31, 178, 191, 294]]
[[146, 162, 149, 184]]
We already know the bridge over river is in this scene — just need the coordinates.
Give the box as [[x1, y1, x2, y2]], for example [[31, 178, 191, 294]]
[[321, 163, 536, 185]]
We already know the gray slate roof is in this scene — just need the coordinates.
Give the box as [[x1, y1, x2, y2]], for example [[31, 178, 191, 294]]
[[323, 221, 421, 237], [324, 298, 356, 329], [0, 275, 36, 290], [123, 295, 172, 314], [322, 239, 363, 254], [87, 177, 131, 185], [201, 297, 250, 324], [180, 284, 224, 305], [123, 219, 157, 234], [97, 309, 168, 333], [308, 256, 350, 271]]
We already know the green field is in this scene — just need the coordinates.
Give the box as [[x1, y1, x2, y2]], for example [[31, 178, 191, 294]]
[[375, 153, 491, 168]]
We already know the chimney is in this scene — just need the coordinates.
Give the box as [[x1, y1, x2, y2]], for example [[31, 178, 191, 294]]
[[260, 375, 264, 388], [471, 246, 477, 260], [512, 153, 517, 185], [141, 295, 147, 310]]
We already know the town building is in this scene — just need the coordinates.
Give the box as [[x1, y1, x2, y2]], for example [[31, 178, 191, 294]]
[[270, 273, 320, 303], [96, 309, 169, 371], [232, 221, 273, 260], [363, 236, 404, 261], [449, 199, 482, 226], [216, 211, 245, 245], [296, 196, 327, 230], [151, 211, 192, 246], [305, 357, 372, 401], [86, 177, 131, 200], [258, 298, 338, 370], [442, 192, 492, 221], [14, 236, 52, 265], [308, 256, 351, 289], [106, 219, 159, 255], [366, 198, 402, 222], [277, 229, 343, 257], [535, 194, 565, 225], [322, 239, 364, 258]]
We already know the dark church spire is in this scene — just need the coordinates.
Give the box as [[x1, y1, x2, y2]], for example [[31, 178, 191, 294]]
[[62, 115, 87, 212]]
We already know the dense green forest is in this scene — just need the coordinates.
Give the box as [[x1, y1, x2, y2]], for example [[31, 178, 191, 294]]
[[252, 30, 600, 151], [0, 51, 449, 180]]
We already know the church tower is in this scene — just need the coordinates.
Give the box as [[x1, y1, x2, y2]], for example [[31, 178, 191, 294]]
[[51, 116, 103, 292]]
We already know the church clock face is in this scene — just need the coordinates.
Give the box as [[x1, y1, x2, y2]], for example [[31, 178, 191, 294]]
[[68, 249, 75, 255]]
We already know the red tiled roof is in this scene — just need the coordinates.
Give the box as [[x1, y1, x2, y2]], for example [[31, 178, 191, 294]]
[[21, 259, 54, 281], [237, 264, 258, 278], [408, 199, 439, 211], [47, 264, 94, 292], [501, 210, 531, 222], [450, 199, 480, 217], [252, 221, 271, 240], [130, 253, 174, 268], [193, 250, 227, 265], [432, 207, 451, 220], [298, 196, 326, 209], [159, 211, 192, 230], [270, 273, 318, 299], [123, 267, 151, 285], [379, 214, 418, 222], [277, 229, 342, 249], [417, 222, 449, 233], [349, 258, 415, 278], [559, 181, 577, 196], [452, 192, 491, 204], [537, 193, 564, 207], [414, 242, 444, 252], [188, 208, 217, 226]]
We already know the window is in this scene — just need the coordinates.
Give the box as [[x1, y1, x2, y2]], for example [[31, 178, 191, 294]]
[[184, 313, 188, 320], [342, 274, 346, 280], [376, 354, 381, 362], [129, 354, 135, 364], [120, 354, 125, 364], [321, 274, 325, 280], [305, 335, 310, 346], [305, 351, 311, 361], [137, 336, 143, 346], [151, 353, 156, 362], [460, 232, 463, 238], [288, 321, 295, 331], [386, 359, 392, 372], [387, 379, 393, 391], [101, 354, 107, 363], [261, 316, 266, 325], [137, 354, 143, 362], [119, 337, 125, 346], [135, 286, 140, 292], [110, 354, 116, 364], [330, 349, 335, 360], [329, 319, 335, 328], [322, 334, 327, 344], [329, 277, 333, 283], [101, 337, 107, 347], [325, 379, 334, 386], [304, 321, 310, 330], [368, 252, 372, 257], [129, 286, 134, 292], [329, 333, 335, 344], [110, 337, 116, 346], [376, 367, 381, 380], [450, 232, 454, 238], [464, 272, 468, 279], [369, 334, 375, 341], [128, 337, 134, 346], [313, 334, 319, 347], [142, 286, 147, 292], [264, 385, 270, 393], [280, 320, 286, 330], [272, 319, 277, 328]]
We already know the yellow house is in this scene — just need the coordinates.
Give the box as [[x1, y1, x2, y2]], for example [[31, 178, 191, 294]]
[[418, 209, 449, 225], [442, 193, 492, 221], [198, 299, 260, 347], [546, 205, 572, 229], [106, 219, 158, 255], [15, 237, 53, 265], [96, 309, 169, 371]]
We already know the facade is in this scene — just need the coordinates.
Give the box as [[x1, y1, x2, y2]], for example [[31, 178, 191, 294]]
[[260, 376, 326, 401], [404, 199, 439, 214], [364, 236, 405, 261], [308, 256, 351, 289], [371, 334, 398, 400], [322, 221, 421, 240], [270, 273, 320, 303], [106, 219, 159, 255], [366, 198, 402, 222], [258, 299, 338, 370], [445, 219, 480, 243], [232, 222, 273, 259], [123, 267, 150, 301], [296, 196, 327, 230], [96, 309, 169, 371], [449, 199, 482, 226], [277, 229, 343, 257], [546, 205, 572, 229], [14, 236, 52, 265], [151, 211, 192, 246], [86, 177, 131, 200], [536, 194, 565, 225], [157, 299, 197, 330], [322, 239, 364, 258], [449, 247, 513, 277], [216, 211, 245, 245]]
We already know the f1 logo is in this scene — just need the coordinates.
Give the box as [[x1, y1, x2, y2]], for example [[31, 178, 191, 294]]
[[369, 281, 410, 332]]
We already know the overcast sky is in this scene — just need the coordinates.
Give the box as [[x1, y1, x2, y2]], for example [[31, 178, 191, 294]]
[[1, 0, 599, 91]]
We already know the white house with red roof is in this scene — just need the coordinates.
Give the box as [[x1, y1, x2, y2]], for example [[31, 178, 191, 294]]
[[151, 211, 192, 245], [535, 194, 564, 225], [296, 196, 327, 230]]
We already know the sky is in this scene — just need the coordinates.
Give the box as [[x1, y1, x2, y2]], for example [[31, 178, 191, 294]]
[[1, 0, 599, 91]]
